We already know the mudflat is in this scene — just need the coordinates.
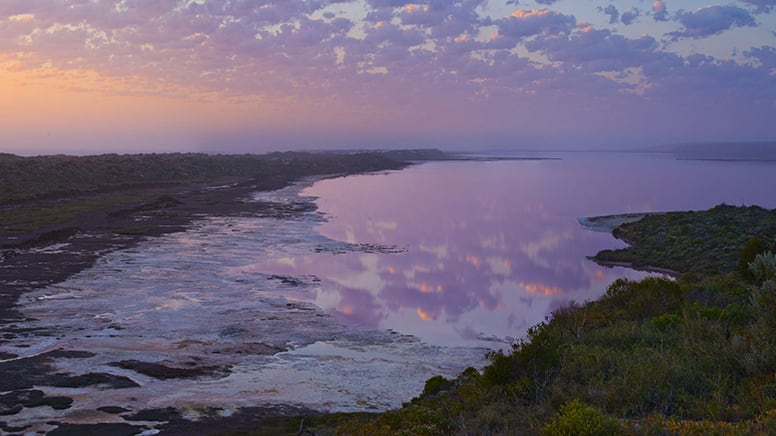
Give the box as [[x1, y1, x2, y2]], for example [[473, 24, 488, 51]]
[[0, 151, 414, 434]]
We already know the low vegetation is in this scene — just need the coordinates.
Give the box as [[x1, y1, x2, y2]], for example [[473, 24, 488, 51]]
[[275, 205, 776, 435], [0, 151, 414, 239], [594, 204, 776, 276], [0, 151, 409, 204]]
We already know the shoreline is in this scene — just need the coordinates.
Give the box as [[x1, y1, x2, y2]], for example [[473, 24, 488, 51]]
[[577, 212, 657, 233], [579, 212, 681, 277], [587, 258, 681, 277], [0, 152, 414, 434], [0, 175, 315, 323], [0, 152, 412, 319]]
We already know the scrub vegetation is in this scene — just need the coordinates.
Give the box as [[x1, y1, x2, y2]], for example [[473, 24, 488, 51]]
[[594, 204, 776, 276], [0, 151, 412, 239], [0, 151, 409, 203], [275, 205, 776, 435]]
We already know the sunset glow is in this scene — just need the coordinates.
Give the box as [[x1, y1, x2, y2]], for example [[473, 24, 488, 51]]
[[520, 281, 565, 296], [417, 307, 437, 321], [1, 1, 775, 154]]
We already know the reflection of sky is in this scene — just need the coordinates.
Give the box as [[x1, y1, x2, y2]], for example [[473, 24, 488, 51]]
[[244, 154, 776, 348]]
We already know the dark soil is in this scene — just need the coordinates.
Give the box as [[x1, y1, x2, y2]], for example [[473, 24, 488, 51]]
[[0, 350, 138, 392], [45, 422, 145, 436], [108, 359, 232, 380], [96, 406, 130, 414]]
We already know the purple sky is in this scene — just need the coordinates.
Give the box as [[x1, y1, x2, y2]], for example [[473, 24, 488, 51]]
[[1, 0, 775, 154]]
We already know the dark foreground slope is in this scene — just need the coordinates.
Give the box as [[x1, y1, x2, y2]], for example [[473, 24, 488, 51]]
[[270, 205, 776, 435]]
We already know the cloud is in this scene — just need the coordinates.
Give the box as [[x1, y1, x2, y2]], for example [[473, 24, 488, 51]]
[[747, 45, 776, 68], [741, 0, 776, 14], [598, 4, 619, 24], [2, 0, 776, 148], [405, 0, 486, 39], [671, 5, 756, 39], [365, 0, 406, 8], [364, 4, 395, 23], [620, 7, 640, 25], [527, 28, 659, 72], [497, 8, 576, 39], [652, 1, 668, 21]]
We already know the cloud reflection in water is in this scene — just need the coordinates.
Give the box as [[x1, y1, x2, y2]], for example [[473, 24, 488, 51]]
[[242, 154, 776, 347], [241, 158, 667, 348]]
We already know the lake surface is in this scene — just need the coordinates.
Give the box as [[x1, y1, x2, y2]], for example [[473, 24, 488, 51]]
[[247, 152, 776, 348], [5, 152, 776, 427]]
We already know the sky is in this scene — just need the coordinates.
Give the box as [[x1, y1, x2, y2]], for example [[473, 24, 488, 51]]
[[1, 0, 775, 154]]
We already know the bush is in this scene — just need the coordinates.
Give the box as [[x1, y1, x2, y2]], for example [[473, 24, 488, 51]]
[[600, 277, 683, 321], [651, 313, 681, 330], [739, 238, 770, 279], [483, 321, 561, 386], [541, 399, 623, 436], [749, 252, 776, 285], [750, 279, 776, 328], [422, 375, 452, 397]]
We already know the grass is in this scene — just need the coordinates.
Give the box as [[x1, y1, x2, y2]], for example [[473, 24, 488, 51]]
[[0, 193, 156, 235]]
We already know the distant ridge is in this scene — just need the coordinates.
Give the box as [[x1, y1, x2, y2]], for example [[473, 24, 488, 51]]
[[0, 151, 411, 204], [380, 148, 452, 161], [655, 141, 776, 162]]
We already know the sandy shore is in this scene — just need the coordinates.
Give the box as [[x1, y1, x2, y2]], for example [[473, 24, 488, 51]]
[[577, 213, 656, 233]]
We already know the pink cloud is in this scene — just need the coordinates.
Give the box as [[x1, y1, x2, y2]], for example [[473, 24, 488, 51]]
[[0, 0, 774, 150], [652, 1, 669, 21], [498, 8, 576, 39]]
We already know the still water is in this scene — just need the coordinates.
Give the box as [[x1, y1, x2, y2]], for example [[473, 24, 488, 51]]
[[243, 152, 776, 348], [5, 152, 776, 425]]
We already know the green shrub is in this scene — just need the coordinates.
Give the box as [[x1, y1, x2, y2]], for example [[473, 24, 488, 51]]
[[483, 348, 520, 387], [541, 399, 623, 436], [716, 303, 751, 325], [422, 375, 452, 397], [750, 279, 776, 329], [683, 273, 750, 309], [749, 252, 776, 285], [740, 238, 770, 279], [600, 277, 682, 321], [651, 313, 681, 330], [483, 322, 561, 388]]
